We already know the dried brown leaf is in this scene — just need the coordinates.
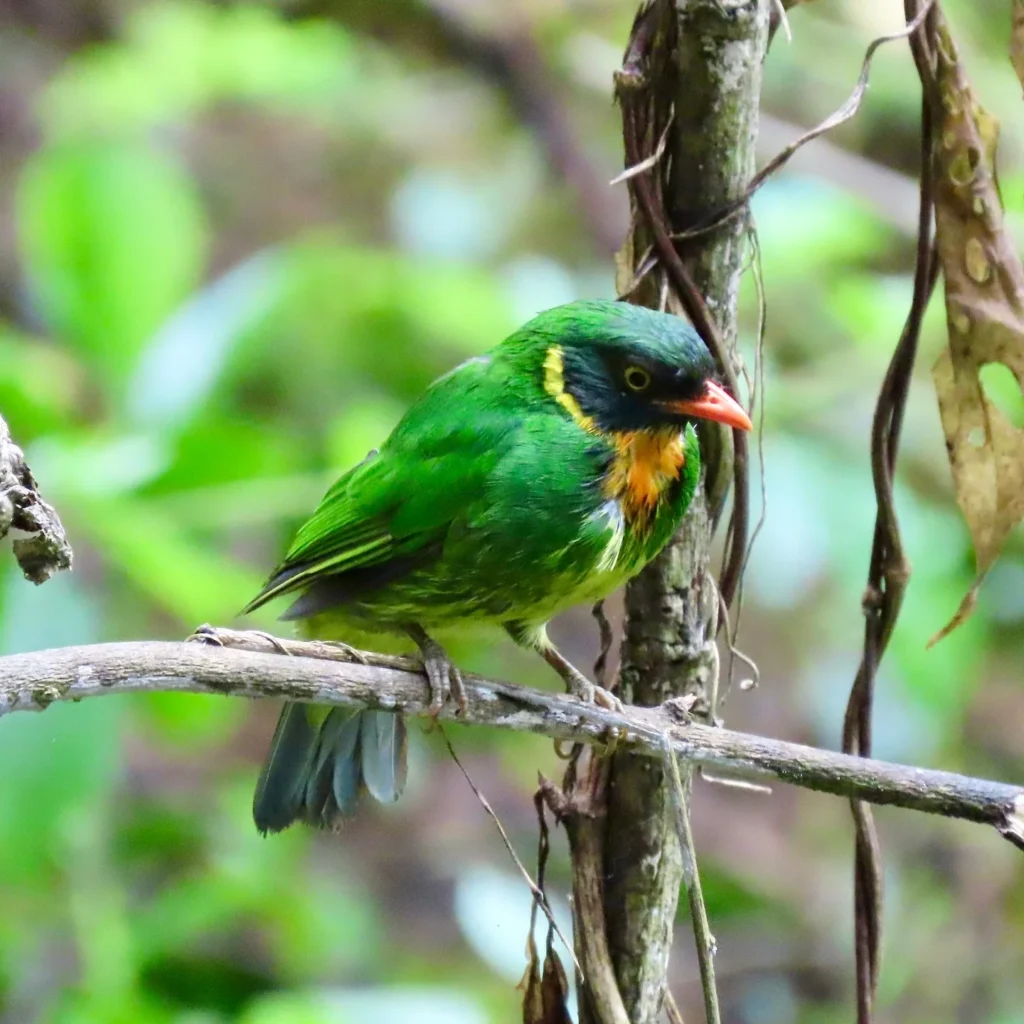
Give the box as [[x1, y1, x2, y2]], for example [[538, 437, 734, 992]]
[[1012, 0, 1024, 93], [928, 18, 1024, 641], [520, 950, 543, 1024], [520, 943, 572, 1024], [540, 946, 573, 1024]]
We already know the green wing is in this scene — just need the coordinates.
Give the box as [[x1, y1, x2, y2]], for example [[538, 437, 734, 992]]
[[243, 355, 514, 614], [241, 453, 398, 612]]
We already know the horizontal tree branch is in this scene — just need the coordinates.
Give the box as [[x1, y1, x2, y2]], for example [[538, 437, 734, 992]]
[[0, 627, 1021, 849]]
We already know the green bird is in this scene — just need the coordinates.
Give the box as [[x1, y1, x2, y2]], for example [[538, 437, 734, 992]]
[[245, 299, 751, 833]]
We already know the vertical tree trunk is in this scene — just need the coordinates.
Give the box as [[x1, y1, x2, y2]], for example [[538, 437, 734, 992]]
[[586, 3, 769, 1021]]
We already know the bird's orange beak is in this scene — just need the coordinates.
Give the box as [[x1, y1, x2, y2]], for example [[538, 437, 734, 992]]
[[664, 381, 753, 432]]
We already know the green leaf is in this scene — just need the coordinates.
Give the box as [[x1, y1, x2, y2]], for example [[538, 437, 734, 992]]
[[324, 395, 405, 472], [828, 273, 947, 358], [139, 693, 245, 750], [0, 327, 83, 437], [69, 493, 263, 626], [132, 776, 380, 980], [17, 141, 207, 391], [230, 239, 515, 418], [693, 863, 785, 921], [750, 179, 889, 287], [0, 571, 121, 882], [979, 361, 1024, 429], [0, 697, 124, 884], [40, 4, 355, 138], [238, 993, 336, 1024], [145, 417, 300, 496]]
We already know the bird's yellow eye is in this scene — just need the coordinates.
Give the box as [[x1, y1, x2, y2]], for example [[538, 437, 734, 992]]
[[624, 365, 652, 392]]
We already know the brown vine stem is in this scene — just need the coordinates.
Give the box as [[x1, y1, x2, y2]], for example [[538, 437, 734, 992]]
[[842, 4, 939, 1022], [664, 738, 721, 1024], [0, 628, 1021, 846], [675, 0, 937, 247]]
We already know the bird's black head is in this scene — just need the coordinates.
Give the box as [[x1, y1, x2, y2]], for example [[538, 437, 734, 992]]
[[538, 300, 751, 435]]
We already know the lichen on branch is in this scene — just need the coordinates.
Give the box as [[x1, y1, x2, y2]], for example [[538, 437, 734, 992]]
[[0, 414, 72, 584], [0, 627, 1021, 847]]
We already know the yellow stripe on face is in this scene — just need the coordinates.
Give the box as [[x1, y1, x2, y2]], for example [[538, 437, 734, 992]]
[[543, 345, 600, 434], [542, 345, 685, 532]]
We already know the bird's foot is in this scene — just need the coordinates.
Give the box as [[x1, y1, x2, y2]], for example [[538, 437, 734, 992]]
[[247, 629, 294, 656], [562, 662, 622, 712], [536, 640, 622, 711], [505, 623, 623, 713], [187, 625, 294, 655], [406, 625, 467, 717], [422, 643, 467, 718], [322, 639, 369, 665]]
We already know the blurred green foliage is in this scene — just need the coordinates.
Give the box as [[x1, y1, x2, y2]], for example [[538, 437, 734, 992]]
[[0, 2, 1022, 1023]]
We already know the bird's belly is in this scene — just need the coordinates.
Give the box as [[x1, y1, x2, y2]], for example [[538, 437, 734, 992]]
[[295, 559, 634, 659], [502, 561, 634, 624], [295, 497, 671, 638]]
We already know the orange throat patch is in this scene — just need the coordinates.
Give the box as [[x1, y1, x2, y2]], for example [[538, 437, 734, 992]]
[[604, 428, 686, 529]]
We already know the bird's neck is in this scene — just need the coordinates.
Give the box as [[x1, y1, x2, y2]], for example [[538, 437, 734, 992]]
[[539, 343, 692, 529], [603, 427, 687, 530]]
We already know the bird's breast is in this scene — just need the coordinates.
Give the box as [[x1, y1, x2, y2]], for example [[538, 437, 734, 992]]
[[602, 428, 686, 530]]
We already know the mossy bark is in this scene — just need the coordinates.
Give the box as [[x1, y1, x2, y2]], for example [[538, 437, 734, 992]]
[[598, 3, 769, 1021]]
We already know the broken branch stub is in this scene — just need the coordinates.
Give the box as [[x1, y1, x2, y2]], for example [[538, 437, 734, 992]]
[[927, 15, 1024, 642], [0, 415, 72, 584]]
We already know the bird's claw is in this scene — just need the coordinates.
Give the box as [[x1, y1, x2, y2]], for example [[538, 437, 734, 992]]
[[591, 684, 623, 713], [419, 641, 467, 718], [248, 630, 293, 655], [565, 668, 622, 712], [405, 625, 468, 719], [323, 639, 369, 665], [186, 624, 222, 646]]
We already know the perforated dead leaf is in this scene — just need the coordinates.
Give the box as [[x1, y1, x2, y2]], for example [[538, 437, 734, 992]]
[[1012, 0, 1024, 94], [928, 18, 1024, 642]]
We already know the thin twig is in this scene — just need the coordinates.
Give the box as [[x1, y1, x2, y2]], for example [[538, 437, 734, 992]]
[[438, 723, 582, 977], [592, 600, 615, 691], [715, 591, 761, 712], [542, 762, 631, 1024], [747, 1, 936, 198], [770, 0, 792, 44], [2, 631, 1023, 842], [609, 115, 674, 186], [720, 222, 769, 700], [699, 772, 772, 796], [675, 0, 938, 246], [664, 989, 687, 1024], [664, 737, 721, 1024], [738, 223, 770, 624], [618, 100, 750, 613], [842, 3, 940, 1019]]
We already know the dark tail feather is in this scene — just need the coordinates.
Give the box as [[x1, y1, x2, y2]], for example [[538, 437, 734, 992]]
[[253, 702, 319, 834], [253, 703, 407, 834], [360, 709, 407, 803], [304, 706, 363, 828]]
